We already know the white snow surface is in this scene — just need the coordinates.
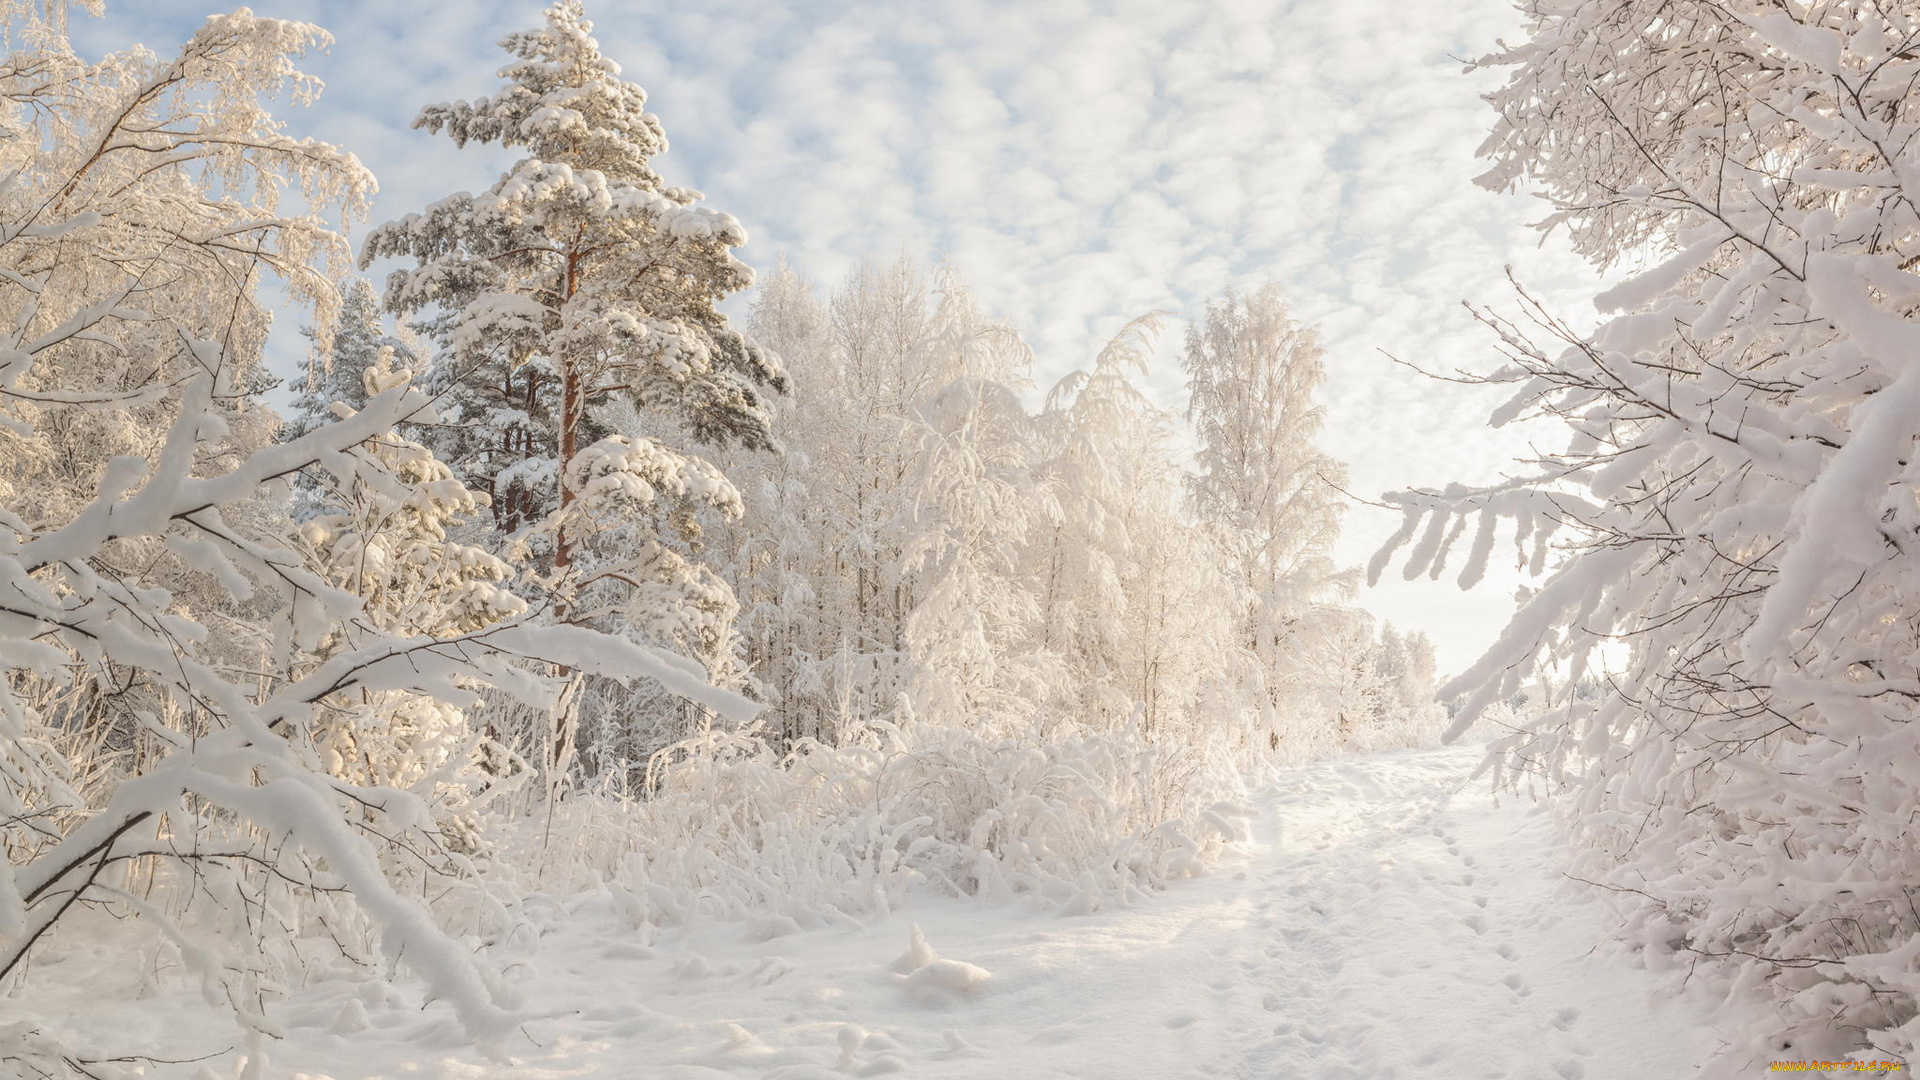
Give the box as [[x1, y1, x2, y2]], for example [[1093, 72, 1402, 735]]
[[43, 743, 1734, 1078]]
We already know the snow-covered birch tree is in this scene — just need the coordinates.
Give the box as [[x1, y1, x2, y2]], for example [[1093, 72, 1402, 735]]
[[1184, 285, 1357, 752], [897, 272, 1043, 731], [1027, 314, 1240, 739], [719, 260, 1043, 741], [1374, 1, 1920, 1066]]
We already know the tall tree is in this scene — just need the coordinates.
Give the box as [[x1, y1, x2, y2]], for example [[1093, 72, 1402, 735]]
[[1184, 284, 1354, 750], [363, 0, 781, 553], [1029, 314, 1241, 737], [362, 0, 784, 763]]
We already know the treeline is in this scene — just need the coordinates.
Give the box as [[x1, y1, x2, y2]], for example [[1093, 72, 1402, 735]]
[[290, 263, 1441, 778]]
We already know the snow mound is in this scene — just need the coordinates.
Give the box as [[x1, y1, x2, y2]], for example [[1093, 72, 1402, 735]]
[[330, 999, 369, 1035], [905, 958, 992, 995], [889, 925, 937, 974], [887, 924, 990, 996]]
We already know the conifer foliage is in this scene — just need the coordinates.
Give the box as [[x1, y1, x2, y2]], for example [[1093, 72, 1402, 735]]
[[284, 278, 420, 445], [362, 1, 786, 764], [362, 0, 781, 616]]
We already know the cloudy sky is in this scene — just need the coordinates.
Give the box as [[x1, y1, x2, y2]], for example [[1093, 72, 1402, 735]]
[[74, 0, 1609, 674]]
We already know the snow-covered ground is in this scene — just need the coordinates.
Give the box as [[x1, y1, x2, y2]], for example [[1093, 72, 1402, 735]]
[[45, 742, 1734, 1079]]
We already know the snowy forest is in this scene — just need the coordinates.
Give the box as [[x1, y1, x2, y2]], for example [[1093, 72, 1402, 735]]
[[2, 0, 1917, 1077]]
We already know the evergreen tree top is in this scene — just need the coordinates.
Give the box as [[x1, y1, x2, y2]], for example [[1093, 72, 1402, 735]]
[[416, 0, 672, 194]]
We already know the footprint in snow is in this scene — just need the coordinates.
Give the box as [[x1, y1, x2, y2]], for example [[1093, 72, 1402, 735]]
[[1472, 896, 1489, 908], [1501, 972, 1531, 997], [1496, 943, 1518, 961], [1460, 913, 1488, 935], [1552, 1007, 1580, 1030]]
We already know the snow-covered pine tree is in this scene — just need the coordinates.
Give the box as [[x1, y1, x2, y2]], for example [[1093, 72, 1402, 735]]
[[1375, 1, 1920, 1066], [1183, 284, 1356, 754], [362, 0, 784, 767], [284, 277, 420, 443], [283, 278, 422, 521]]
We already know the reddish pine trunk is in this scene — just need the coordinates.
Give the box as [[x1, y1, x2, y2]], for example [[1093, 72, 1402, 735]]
[[551, 250, 582, 771]]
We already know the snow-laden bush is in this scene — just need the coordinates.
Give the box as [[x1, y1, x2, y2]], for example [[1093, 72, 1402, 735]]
[[504, 716, 1253, 931]]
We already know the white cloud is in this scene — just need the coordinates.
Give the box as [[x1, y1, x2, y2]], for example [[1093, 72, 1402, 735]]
[[69, 0, 1614, 676]]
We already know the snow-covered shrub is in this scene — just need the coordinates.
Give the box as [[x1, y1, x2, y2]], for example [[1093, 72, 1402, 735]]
[[516, 716, 1252, 929], [1378, 1, 1920, 1068]]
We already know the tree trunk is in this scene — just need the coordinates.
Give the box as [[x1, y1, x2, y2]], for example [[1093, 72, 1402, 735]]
[[551, 251, 582, 771]]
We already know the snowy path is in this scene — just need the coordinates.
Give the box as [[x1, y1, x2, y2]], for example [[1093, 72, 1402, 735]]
[[59, 743, 1727, 1078]]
